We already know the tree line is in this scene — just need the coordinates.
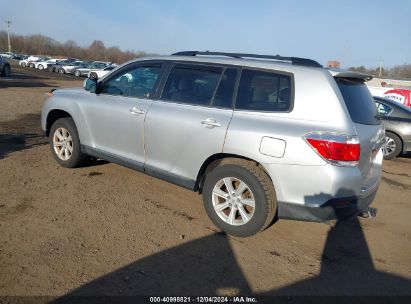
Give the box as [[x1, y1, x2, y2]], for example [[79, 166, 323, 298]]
[[347, 64, 411, 80], [0, 31, 149, 64], [1, 31, 410, 79]]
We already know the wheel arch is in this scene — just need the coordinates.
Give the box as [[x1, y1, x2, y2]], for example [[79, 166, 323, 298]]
[[195, 153, 275, 194], [46, 109, 73, 136]]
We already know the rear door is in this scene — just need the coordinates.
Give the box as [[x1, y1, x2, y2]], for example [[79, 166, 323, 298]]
[[335, 77, 384, 190], [144, 64, 238, 187]]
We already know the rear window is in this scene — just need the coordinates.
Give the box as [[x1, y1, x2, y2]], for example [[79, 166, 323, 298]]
[[336, 78, 380, 125]]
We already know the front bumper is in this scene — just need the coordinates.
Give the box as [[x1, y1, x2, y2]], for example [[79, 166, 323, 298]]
[[277, 185, 379, 222]]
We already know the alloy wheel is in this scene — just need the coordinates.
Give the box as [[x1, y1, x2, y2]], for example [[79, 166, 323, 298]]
[[211, 177, 255, 226], [382, 136, 396, 157], [53, 127, 73, 161]]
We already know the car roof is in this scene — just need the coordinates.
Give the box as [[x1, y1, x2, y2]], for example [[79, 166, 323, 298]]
[[128, 54, 329, 76]]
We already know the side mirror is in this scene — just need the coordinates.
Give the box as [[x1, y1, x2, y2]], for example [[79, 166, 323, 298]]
[[83, 78, 97, 93]]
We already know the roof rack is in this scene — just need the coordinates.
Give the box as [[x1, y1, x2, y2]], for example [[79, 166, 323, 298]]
[[171, 51, 322, 68]]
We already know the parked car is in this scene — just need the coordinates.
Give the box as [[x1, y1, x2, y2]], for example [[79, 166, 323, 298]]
[[72, 61, 110, 77], [88, 65, 118, 79], [374, 96, 411, 160], [34, 59, 59, 70], [28, 57, 50, 68], [48, 59, 77, 73], [0, 52, 14, 59], [19, 56, 41, 67], [12, 54, 27, 60], [0, 56, 11, 77], [41, 51, 384, 237], [56, 61, 85, 74]]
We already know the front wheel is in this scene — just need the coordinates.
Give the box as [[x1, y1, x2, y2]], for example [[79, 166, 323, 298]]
[[202, 159, 277, 237], [74, 70, 81, 77], [38, 64, 44, 70], [49, 118, 87, 168], [58, 68, 65, 74]]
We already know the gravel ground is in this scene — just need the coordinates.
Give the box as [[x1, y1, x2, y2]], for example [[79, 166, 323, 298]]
[[1, 64, 411, 300]]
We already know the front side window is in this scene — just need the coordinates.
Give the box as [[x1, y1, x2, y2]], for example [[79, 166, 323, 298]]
[[101, 65, 161, 98], [236, 69, 292, 112], [162, 66, 222, 106]]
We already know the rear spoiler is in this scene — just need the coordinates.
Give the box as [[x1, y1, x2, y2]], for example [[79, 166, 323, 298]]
[[328, 69, 373, 82]]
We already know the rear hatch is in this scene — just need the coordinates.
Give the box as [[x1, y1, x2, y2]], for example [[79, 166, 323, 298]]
[[333, 71, 384, 192]]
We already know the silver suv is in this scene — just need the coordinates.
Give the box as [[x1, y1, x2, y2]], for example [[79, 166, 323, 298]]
[[41, 51, 384, 237]]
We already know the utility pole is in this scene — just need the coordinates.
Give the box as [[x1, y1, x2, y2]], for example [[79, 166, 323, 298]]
[[6, 20, 11, 53], [379, 59, 383, 77]]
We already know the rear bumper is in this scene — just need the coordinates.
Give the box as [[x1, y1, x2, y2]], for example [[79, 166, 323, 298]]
[[278, 184, 379, 222]]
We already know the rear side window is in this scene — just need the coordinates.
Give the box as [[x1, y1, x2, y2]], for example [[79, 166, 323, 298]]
[[162, 66, 222, 106], [236, 69, 292, 112], [375, 102, 392, 116], [336, 78, 380, 125]]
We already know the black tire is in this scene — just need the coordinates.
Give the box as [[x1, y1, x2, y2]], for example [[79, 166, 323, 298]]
[[1, 64, 10, 77], [21, 62, 26, 67], [383, 132, 402, 160], [89, 72, 98, 79], [38, 64, 44, 70], [29, 63, 34, 68], [202, 158, 277, 237], [49, 118, 87, 168], [58, 68, 65, 74], [74, 70, 81, 77]]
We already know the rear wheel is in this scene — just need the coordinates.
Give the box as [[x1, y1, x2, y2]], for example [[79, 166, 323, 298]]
[[382, 132, 402, 160], [49, 118, 87, 168], [89, 72, 98, 79], [21, 62, 26, 67], [74, 70, 81, 77], [38, 64, 44, 70], [202, 158, 277, 237], [58, 68, 65, 74]]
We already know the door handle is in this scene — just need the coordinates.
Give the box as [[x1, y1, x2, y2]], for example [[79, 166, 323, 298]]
[[201, 118, 221, 128], [129, 107, 145, 115]]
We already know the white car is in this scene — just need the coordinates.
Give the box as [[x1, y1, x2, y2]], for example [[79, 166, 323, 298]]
[[19, 56, 40, 67], [35, 59, 59, 70], [87, 65, 118, 79], [0, 52, 14, 59]]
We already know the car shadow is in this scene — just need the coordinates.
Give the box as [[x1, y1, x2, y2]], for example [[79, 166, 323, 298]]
[[0, 113, 48, 159], [50, 189, 411, 303], [0, 72, 56, 88]]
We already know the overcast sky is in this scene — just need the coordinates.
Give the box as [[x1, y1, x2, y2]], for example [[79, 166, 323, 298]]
[[0, 0, 409, 68]]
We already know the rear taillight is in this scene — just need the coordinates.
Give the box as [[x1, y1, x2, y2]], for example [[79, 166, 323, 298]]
[[304, 133, 360, 166]]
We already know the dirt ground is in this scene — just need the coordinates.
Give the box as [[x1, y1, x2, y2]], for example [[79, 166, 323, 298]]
[[1, 63, 411, 300]]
